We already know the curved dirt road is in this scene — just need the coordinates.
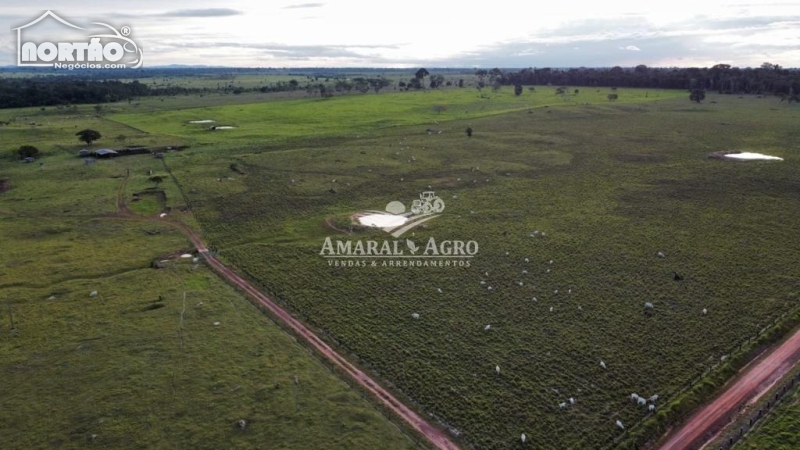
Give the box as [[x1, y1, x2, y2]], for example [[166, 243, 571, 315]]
[[660, 328, 800, 450], [116, 174, 459, 450]]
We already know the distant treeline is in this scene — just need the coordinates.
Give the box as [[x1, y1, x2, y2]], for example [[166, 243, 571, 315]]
[[494, 64, 800, 95], [1, 64, 798, 108], [0, 77, 194, 108]]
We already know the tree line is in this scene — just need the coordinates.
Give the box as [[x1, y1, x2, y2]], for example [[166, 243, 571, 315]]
[[494, 63, 799, 96], [2, 63, 798, 109], [0, 77, 195, 108]]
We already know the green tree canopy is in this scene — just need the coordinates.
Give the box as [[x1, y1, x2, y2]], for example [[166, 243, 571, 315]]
[[18, 145, 39, 158], [689, 89, 706, 103], [76, 129, 102, 146]]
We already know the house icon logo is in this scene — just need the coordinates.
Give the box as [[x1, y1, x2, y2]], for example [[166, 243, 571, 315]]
[[13, 10, 143, 69]]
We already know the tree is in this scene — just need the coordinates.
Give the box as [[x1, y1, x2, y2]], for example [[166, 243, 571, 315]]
[[18, 145, 39, 158], [149, 176, 163, 187], [318, 84, 333, 98], [489, 68, 503, 84], [514, 85, 523, 96], [458, 79, 464, 88], [689, 89, 706, 103], [94, 104, 103, 115], [607, 93, 619, 101], [415, 68, 429, 89], [429, 74, 445, 89], [368, 78, 391, 93], [76, 129, 101, 146], [475, 69, 488, 88], [465, 127, 473, 138], [476, 80, 486, 97]]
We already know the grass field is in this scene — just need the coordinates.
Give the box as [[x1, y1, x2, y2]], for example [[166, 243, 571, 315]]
[[3, 84, 799, 449], [0, 151, 417, 449], [110, 87, 682, 146], [119, 89, 798, 449]]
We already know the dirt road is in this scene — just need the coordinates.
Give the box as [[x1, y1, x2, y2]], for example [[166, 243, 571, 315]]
[[115, 174, 459, 450], [660, 328, 800, 450]]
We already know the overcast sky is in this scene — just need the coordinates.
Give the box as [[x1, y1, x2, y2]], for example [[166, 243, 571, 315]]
[[2, 0, 799, 68]]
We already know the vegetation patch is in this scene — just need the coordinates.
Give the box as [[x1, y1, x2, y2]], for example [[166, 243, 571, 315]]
[[130, 189, 167, 216]]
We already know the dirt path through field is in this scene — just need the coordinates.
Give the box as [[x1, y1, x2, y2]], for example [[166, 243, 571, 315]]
[[113, 171, 459, 450], [659, 328, 800, 450]]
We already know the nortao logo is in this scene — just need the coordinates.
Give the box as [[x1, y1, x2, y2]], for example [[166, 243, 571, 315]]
[[14, 11, 143, 69], [354, 191, 445, 238]]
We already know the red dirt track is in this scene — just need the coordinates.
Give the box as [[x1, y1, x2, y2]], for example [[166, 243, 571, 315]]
[[116, 175, 459, 450], [198, 248, 459, 450], [659, 328, 800, 450]]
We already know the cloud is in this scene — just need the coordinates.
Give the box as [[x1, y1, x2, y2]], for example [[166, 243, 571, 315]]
[[621, 45, 641, 51], [158, 41, 403, 61], [282, 3, 325, 9], [158, 8, 243, 18]]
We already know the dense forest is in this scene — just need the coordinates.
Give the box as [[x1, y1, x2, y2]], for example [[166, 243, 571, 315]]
[[493, 64, 800, 95], [0, 78, 189, 108], [0, 64, 798, 109]]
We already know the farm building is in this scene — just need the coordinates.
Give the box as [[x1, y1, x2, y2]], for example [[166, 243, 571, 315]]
[[78, 149, 90, 157], [23, 156, 35, 163], [93, 149, 118, 158]]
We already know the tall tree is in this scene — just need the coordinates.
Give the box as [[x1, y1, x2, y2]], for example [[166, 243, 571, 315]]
[[76, 129, 102, 147], [475, 69, 488, 88], [415, 68, 429, 89]]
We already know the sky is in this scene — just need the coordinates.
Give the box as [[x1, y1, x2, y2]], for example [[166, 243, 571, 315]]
[[2, 0, 799, 68]]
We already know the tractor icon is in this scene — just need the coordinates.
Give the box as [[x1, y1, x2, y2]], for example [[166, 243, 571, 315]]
[[411, 191, 445, 215]]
